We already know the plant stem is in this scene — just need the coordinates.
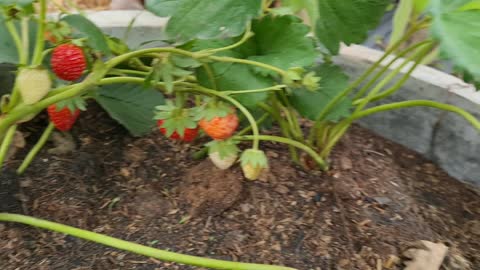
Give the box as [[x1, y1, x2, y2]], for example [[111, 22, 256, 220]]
[[0, 125, 17, 168], [95, 77, 262, 150], [354, 43, 434, 113], [237, 113, 269, 136], [17, 122, 55, 174], [206, 23, 253, 54], [0, 72, 101, 136], [224, 85, 285, 95], [193, 85, 261, 150], [109, 68, 149, 77], [258, 102, 300, 163], [209, 56, 288, 77], [352, 100, 480, 130], [307, 27, 420, 144], [235, 135, 328, 170], [106, 48, 199, 69], [3, 16, 24, 64], [352, 40, 433, 100], [21, 17, 29, 64], [319, 45, 433, 158], [202, 63, 218, 89], [32, 0, 47, 65], [0, 213, 295, 270]]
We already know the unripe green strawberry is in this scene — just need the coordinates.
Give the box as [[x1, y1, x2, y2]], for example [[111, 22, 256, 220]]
[[17, 67, 51, 104], [240, 149, 268, 180], [207, 140, 239, 170], [209, 151, 237, 170]]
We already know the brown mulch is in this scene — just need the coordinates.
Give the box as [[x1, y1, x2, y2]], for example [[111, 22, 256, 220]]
[[0, 104, 479, 269]]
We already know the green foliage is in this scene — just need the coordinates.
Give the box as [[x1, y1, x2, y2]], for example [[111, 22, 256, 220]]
[[248, 15, 317, 75], [195, 15, 317, 108], [430, 0, 480, 77], [145, 0, 184, 17], [161, 0, 262, 43], [61, 14, 111, 56], [315, 0, 390, 54], [95, 83, 165, 136], [290, 63, 351, 121]]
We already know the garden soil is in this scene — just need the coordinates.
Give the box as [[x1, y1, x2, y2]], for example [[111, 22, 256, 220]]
[[1, 104, 479, 270]]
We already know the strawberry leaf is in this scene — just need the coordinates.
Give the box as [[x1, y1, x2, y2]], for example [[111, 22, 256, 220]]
[[145, 0, 185, 17], [289, 63, 352, 122], [61, 14, 111, 56], [247, 15, 317, 76], [95, 83, 165, 136], [163, 0, 262, 44], [430, 0, 480, 77], [314, 0, 390, 54]]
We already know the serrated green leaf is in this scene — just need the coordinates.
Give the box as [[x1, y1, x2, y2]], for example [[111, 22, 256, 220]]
[[95, 83, 165, 136], [61, 14, 111, 56], [430, 0, 480, 77], [196, 63, 273, 108], [165, 0, 262, 43], [193, 15, 316, 108], [290, 63, 352, 122], [247, 15, 316, 75], [145, 0, 186, 17], [315, 0, 390, 54]]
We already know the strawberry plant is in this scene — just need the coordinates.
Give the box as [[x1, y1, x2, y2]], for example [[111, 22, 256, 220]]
[[1, 0, 480, 269]]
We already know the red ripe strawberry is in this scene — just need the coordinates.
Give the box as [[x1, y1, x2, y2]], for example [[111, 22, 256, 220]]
[[47, 104, 81, 131], [51, 44, 87, 81], [157, 119, 199, 142], [199, 113, 239, 140]]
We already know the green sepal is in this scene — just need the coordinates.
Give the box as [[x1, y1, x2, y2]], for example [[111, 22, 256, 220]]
[[240, 149, 268, 168], [193, 99, 233, 121], [302, 71, 321, 91], [55, 96, 87, 113], [282, 67, 304, 86], [154, 100, 197, 137], [206, 139, 240, 160], [45, 21, 73, 44]]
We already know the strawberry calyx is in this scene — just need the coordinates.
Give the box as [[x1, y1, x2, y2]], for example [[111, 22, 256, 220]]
[[45, 21, 72, 44], [154, 100, 197, 138], [206, 139, 240, 160], [54, 96, 87, 113], [193, 99, 233, 122]]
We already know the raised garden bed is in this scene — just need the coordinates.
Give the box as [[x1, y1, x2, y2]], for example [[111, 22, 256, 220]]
[[1, 103, 479, 269]]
